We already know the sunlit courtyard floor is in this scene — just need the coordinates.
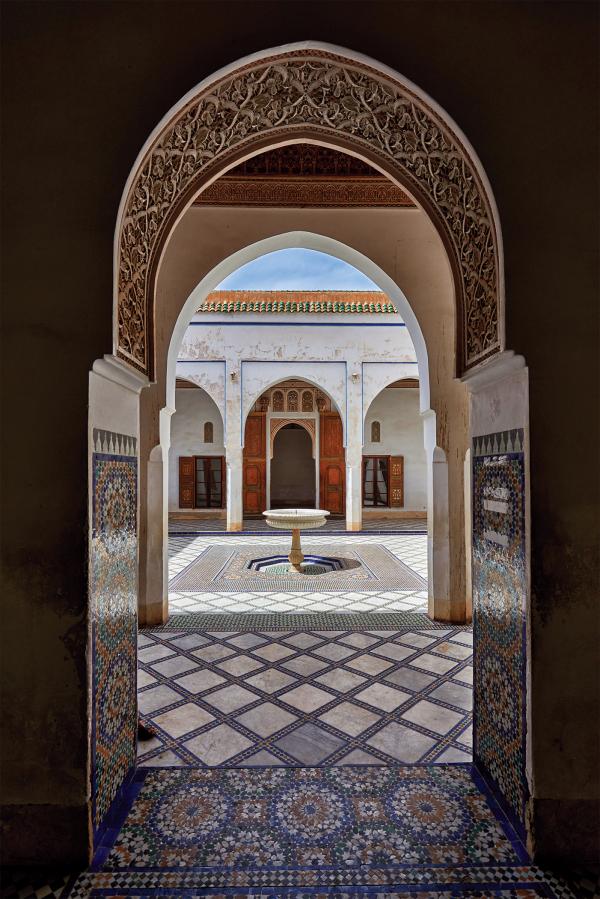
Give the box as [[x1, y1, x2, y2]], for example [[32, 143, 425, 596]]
[[168, 530, 429, 615]]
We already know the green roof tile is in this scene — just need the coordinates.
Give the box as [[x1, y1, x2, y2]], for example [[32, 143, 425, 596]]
[[196, 290, 397, 316]]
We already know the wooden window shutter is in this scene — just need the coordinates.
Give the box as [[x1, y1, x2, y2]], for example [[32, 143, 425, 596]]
[[389, 455, 404, 507], [179, 456, 195, 508]]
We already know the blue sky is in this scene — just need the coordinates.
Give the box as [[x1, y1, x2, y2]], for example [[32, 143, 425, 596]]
[[217, 249, 381, 291]]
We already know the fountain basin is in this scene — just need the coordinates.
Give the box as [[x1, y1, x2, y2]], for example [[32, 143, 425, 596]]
[[263, 508, 330, 572]]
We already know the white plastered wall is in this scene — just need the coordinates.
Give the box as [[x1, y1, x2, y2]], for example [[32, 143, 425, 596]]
[[168, 388, 225, 510], [363, 387, 426, 511]]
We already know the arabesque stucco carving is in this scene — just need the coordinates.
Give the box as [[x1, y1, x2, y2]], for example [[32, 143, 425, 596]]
[[117, 49, 500, 376]]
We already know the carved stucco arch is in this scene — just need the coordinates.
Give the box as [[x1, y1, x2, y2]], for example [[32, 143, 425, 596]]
[[115, 42, 504, 379]]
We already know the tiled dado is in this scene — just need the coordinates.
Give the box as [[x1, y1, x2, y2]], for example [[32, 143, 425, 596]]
[[91, 428, 138, 839], [137, 627, 473, 768], [472, 428, 528, 832]]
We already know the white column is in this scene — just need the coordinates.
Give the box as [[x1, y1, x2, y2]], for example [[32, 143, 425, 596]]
[[226, 445, 243, 531], [345, 458, 362, 531], [143, 406, 173, 625], [423, 409, 450, 620], [225, 360, 243, 531], [346, 365, 363, 531]]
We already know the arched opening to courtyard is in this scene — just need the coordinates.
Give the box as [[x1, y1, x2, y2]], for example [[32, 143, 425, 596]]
[[87, 43, 531, 870]]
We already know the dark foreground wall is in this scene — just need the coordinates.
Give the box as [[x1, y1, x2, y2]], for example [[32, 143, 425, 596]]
[[1, 0, 598, 864]]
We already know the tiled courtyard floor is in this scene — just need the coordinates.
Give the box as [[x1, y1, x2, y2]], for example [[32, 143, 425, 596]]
[[168, 531, 429, 615], [137, 626, 473, 768], [54, 527, 586, 897], [168, 515, 428, 534]]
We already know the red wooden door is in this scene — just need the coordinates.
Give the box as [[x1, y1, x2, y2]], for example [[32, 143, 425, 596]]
[[243, 413, 266, 516], [319, 412, 345, 515]]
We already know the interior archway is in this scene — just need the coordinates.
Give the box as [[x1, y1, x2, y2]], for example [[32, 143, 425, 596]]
[[114, 42, 504, 379], [88, 45, 531, 863]]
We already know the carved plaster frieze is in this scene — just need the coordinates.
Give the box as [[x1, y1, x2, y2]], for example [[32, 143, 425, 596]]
[[117, 49, 500, 377]]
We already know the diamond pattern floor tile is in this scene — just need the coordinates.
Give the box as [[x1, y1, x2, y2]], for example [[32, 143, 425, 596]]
[[137, 624, 473, 769], [151, 702, 215, 737], [366, 720, 436, 762], [184, 723, 253, 764], [273, 722, 346, 763], [318, 700, 381, 736], [202, 684, 259, 713], [279, 683, 335, 712], [234, 701, 297, 737]]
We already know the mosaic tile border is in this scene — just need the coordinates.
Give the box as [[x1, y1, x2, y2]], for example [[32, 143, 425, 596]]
[[162, 613, 441, 631], [90, 438, 138, 842], [64, 764, 575, 898], [169, 544, 427, 593], [472, 428, 528, 836]]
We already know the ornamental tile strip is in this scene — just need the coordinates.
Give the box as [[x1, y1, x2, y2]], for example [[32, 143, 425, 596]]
[[472, 428, 528, 832], [90, 447, 138, 838], [65, 766, 575, 897], [196, 291, 397, 315], [162, 612, 438, 630]]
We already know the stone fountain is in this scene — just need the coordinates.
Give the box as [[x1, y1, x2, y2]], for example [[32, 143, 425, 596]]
[[263, 508, 330, 572]]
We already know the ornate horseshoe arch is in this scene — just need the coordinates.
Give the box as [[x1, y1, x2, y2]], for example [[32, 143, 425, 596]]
[[116, 43, 503, 379]]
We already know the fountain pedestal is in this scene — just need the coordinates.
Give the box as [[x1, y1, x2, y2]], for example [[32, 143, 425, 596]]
[[263, 508, 330, 572]]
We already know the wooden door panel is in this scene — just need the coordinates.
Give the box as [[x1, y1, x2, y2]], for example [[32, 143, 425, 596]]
[[319, 411, 345, 514], [243, 414, 266, 515], [245, 414, 266, 457], [179, 456, 195, 508], [389, 455, 404, 507], [243, 461, 265, 513], [320, 463, 344, 513], [321, 415, 344, 457]]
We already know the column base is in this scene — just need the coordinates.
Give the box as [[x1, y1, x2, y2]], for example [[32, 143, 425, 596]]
[[427, 596, 468, 624], [227, 521, 243, 532], [139, 601, 169, 627]]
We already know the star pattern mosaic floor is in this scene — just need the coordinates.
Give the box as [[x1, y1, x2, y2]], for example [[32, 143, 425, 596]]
[[168, 533, 429, 615], [137, 626, 473, 768], [65, 766, 578, 897]]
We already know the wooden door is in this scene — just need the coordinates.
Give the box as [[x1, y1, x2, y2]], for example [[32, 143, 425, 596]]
[[389, 455, 405, 507], [319, 412, 345, 515], [243, 413, 266, 516], [178, 456, 195, 508]]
